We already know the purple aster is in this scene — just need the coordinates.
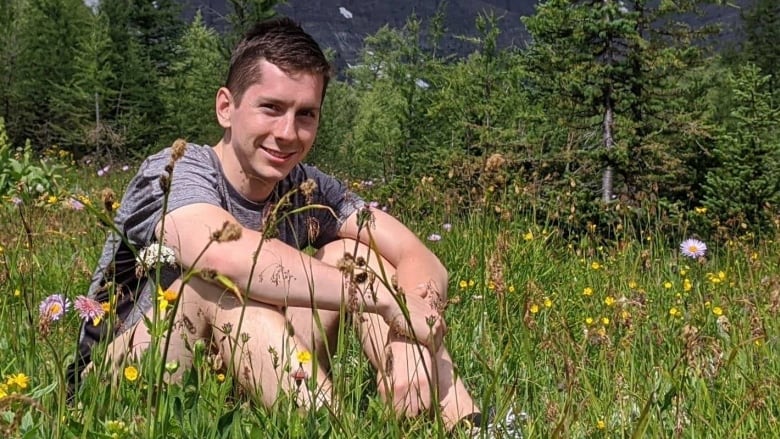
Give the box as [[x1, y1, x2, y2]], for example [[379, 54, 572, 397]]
[[680, 238, 707, 258], [39, 294, 70, 322], [73, 295, 105, 322], [369, 200, 380, 208], [68, 198, 84, 211], [11, 196, 22, 206]]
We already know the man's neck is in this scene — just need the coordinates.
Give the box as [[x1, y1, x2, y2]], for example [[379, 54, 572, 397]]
[[213, 141, 274, 203]]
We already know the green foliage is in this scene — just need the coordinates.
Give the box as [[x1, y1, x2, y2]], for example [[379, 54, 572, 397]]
[[740, 0, 780, 95], [0, 118, 65, 198], [703, 64, 780, 231], [160, 12, 225, 145]]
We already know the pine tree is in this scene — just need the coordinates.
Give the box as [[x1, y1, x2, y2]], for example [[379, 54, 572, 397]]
[[160, 11, 225, 144], [741, 0, 780, 97], [523, 0, 721, 222]]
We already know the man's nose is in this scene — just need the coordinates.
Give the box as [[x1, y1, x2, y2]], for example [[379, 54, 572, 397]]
[[274, 113, 296, 141]]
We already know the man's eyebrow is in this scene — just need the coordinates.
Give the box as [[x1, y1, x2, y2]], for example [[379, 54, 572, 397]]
[[258, 96, 320, 112]]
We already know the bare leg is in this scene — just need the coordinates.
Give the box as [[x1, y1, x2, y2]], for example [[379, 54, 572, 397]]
[[315, 239, 479, 429], [102, 276, 333, 409]]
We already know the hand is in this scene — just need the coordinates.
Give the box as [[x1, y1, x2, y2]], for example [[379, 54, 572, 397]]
[[381, 293, 446, 351]]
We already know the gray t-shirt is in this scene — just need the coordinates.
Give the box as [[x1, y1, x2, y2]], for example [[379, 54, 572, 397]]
[[72, 143, 364, 377]]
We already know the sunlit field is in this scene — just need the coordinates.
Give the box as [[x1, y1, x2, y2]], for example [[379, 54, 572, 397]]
[[1, 154, 778, 438]]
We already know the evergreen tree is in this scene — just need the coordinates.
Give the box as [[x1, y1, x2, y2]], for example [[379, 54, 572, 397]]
[[14, 0, 91, 148], [224, 0, 281, 53], [0, 0, 27, 146], [160, 11, 225, 145], [522, 0, 721, 227], [49, 11, 115, 155], [740, 0, 780, 97], [703, 64, 780, 230]]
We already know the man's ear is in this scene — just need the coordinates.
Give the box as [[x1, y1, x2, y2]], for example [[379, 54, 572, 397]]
[[215, 87, 233, 129]]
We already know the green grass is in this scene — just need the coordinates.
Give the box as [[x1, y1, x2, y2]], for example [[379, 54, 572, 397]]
[[1, 164, 778, 438]]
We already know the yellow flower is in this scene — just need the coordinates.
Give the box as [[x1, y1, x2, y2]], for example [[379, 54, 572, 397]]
[[694, 206, 707, 214], [601, 317, 610, 326], [216, 373, 226, 382], [14, 289, 20, 297], [508, 285, 515, 293], [669, 307, 681, 317], [604, 296, 615, 307], [123, 366, 139, 382], [712, 306, 723, 316], [543, 297, 553, 308], [157, 286, 179, 312], [628, 280, 638, 290], [596, 419, 606, 430], [6, 373, 29, 390], [523, 231, 533, 241], [620, 310, 631, 321], [0, 383, 7, 399], [459, 280, 468, 289], [529, 304, 540, 314], [663, 281, 672, 289], [101, 302, 111, 313], [296, 350, 312, 364], [468, 280, 475, 287], [583, 287, 593, 297], [679, 269, 688, 276], [717, 271, 726, 281], [585, 317, 594, 326], [750, 252, 759, 261], [590, 261, 601, 270], [683, 279, 692, 292], [112, 201, 121, 211], [487, 281, 495, 291], [47, 195, 58, 205]]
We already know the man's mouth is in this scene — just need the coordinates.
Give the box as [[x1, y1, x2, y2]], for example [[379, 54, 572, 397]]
[[260, 145, 296, 160]]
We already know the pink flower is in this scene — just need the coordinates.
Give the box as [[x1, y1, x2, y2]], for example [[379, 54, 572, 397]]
[[427, 233, 442, 242], [39, 294, 70, 322], [73, 295, 105, 324], [680, 238, 707, 258], [68, 198, 84, 211]]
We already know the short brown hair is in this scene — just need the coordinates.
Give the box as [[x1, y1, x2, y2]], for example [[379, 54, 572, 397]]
[[226, 17, 332, 106]]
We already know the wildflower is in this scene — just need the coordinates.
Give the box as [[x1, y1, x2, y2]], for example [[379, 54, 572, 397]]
[[121, 165, 130, 171], [291, 363, 308, 387], [628, 280, 638, 290], [596, 419, 606, 430], [427, 233, 442, 242], [508, 285, 515, 293], [368, 200, 380, 208], [68, 198, 84, 211], [487, 281, 495, 291], [39, 294, 70, 322], [669, 307, 681, 317], [170, 139, 187, 162], [216, 373, 225, 382], [157, 286, 178, 312], [105, 420, 129, 436], [585, 317, 594, 326], [6, 373, 29, 390], [694, 207, 707, 214], [123, 366, 139, 382], [601, 317, 610, 326], [712, 306, 723, 316], [529, 304, 540, 314], [468, 280, 475, 287], [101, 302, 111, 314], [296, 350, 312, 364], [590, 261, 601, 270], [11, 196, 22, 206], [47, 195, 58, 205], [0, 384, 7, 399], [683, 278, 692, 292], [14, 289, 20, 297], [583, 287, 594, 297], [523, 231, 533, 241], [544, 297, 553, 308], [442, 223, 452, 232], [137, 243, 177, 269], [459, 280, 468, 289], [74, 295, 106, 325], [663, 281, 672, 289], [680, 238, 707, 259]]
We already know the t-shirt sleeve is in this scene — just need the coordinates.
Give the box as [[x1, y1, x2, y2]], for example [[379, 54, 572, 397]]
[[304, 166, 365, 248], [119, 146, 221, 246]]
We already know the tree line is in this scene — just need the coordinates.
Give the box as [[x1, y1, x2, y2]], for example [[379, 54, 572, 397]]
[[1, 0, 778, 235]]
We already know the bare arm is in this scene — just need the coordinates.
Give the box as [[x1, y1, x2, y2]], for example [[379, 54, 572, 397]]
[[339, 207, 449, 308]]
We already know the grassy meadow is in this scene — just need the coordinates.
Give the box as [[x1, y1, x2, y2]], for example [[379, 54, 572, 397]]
[[1, 156, 779, 438]]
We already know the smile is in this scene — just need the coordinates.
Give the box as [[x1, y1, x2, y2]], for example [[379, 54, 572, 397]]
[[260, 146, 296, 160]]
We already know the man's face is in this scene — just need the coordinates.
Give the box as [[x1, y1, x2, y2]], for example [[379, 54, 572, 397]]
[[219, 60, 323, 199]]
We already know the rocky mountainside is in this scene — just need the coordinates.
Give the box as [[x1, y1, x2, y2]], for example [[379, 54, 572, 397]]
[[183, 0, 754, 71]]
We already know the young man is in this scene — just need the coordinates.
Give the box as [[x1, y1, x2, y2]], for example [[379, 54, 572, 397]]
[[70, 17, 520, 436]]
